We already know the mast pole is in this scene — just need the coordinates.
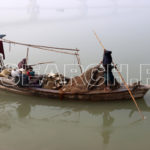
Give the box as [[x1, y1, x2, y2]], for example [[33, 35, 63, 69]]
[[75, 50, 83, 74], [26, 47, 29, 65]]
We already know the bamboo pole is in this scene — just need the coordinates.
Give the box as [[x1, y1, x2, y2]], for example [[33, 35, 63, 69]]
[[26, 47, 29, 65], [9, 43, 11, 52], [2, 39, 78, 56], [93, 31, 145, 120], [93, 31, 105, 49], [75, 51, 83, 74], [1, 39, 79, 52], [30, 61, 54, 66], [114, 64, 145, 120], [38, 45, 79, 52], [35, 46, 77, 56]]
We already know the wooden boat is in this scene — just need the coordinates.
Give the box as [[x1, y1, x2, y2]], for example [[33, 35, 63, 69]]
[[0, 77, 149, 101], [0, 37, 150, 101]]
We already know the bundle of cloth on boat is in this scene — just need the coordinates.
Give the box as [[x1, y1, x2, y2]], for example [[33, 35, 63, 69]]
[[60, 65, 120, 93], [42, 73, 70, 90], [0, 68, 11, 77], [0, 63, 69, 88], [0, 66, 42, 87]]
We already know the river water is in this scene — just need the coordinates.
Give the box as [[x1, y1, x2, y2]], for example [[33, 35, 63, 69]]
[[0, 0, 150, 150]]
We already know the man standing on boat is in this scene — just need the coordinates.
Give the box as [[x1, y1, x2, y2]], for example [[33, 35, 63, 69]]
[[101, 49, 115, 91]]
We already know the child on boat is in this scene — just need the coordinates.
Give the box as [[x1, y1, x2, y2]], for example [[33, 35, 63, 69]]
[[26, 66, 35, 80]]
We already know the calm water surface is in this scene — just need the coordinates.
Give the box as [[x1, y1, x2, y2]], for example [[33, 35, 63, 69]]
[[0, 0, 150, 150]]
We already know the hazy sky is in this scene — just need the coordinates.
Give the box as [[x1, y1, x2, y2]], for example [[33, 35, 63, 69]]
[[0, 0, 150, 77], [0, 0, 150, 8]]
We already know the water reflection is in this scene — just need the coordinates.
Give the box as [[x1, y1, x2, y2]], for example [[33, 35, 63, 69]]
[[0, 90, 150, 144], [16, 102, 31, 118], [0, 112, 11, 132], [101, 112, 114, 145]]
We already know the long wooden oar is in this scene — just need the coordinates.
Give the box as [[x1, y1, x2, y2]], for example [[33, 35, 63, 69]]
[[93, 31, 145, 120], [93, 31, 105, 49], [114, 65, 145, 120]]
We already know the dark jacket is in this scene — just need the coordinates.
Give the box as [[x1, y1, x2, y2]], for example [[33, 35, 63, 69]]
[[103, 50, 112, 65]]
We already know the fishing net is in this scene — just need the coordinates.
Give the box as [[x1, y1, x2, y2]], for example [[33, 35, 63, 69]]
[[61, 65, 120, 93]]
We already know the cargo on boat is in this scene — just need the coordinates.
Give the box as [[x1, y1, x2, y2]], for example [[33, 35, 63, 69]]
[[0, 69, 149, 101]]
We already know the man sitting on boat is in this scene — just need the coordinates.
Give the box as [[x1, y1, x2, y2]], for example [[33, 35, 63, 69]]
[[18, 58, 27, 69], [102, 49, 115, 91]]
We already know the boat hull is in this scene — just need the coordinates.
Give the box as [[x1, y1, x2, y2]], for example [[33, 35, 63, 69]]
[[0, 84, 149, 101]]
